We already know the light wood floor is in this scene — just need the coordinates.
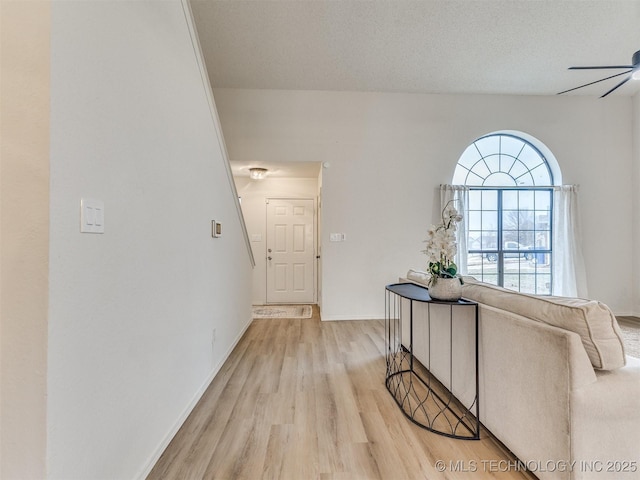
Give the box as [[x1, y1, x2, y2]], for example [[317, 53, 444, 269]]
[[148, 307, 535, 480]]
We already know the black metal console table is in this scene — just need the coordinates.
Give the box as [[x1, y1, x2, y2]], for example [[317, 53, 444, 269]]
[[385, 282, 480, 440]]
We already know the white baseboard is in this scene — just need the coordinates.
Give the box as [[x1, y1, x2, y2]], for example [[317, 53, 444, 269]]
[[136, 316, 253, 480]]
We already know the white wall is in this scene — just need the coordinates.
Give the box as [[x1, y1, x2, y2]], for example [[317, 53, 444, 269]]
[[48, 2, 252, 479], [0, 2, 50, 478], [214, 88, 635, 319], [235, 176, 319, 305]]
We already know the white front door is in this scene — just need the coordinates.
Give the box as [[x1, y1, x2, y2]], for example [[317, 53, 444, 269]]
[[266, 198, 315, 304]]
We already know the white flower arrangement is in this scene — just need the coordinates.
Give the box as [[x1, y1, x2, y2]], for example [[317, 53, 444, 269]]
[[422, 200, 463, 287]]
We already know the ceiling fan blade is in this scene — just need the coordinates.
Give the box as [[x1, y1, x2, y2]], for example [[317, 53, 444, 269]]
[[569, 65, 633, 70], [600, 75, 631, 98], [557, 70, 631, 95]]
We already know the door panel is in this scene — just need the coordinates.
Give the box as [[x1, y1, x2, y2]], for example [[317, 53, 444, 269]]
[[266, 198, 315, 304], [274, 263, 287, 292]]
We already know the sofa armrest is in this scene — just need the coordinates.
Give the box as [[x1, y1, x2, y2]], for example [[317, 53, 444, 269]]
[[479, 304, 597, 480]]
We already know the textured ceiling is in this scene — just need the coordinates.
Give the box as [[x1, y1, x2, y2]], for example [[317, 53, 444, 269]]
[[192, 0, 640, 97]]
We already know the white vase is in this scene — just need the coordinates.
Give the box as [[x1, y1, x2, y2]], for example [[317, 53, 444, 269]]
[[429, 277, 462, 301]]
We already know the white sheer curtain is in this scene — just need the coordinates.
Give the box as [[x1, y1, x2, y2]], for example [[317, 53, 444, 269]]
[[552, 185, 588, 297], [440, 185, 470, 275]]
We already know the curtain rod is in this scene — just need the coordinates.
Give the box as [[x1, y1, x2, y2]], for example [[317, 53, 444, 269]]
[[441, 184, 578, 191]]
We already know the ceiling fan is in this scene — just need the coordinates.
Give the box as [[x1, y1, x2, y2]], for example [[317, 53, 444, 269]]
[[557, 49, 640, 97]]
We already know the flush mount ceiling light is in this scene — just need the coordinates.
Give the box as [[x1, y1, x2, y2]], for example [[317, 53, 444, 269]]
[[249, 167, 268, 180]]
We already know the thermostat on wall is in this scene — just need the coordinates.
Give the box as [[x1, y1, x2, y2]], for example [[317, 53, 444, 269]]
[[212, 220, 222, 238]]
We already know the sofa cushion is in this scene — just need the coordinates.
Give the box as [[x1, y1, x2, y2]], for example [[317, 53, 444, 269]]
[[406, 269, 430, 286], [461, 277, 626, 370]]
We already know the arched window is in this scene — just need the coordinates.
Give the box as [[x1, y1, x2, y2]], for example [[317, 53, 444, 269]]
[[453, 132, 558, 294]]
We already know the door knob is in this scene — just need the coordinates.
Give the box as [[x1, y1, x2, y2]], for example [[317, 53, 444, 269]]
[[268, 256, 272, 260]]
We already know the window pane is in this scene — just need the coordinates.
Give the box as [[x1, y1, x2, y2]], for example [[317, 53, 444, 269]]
[[466, 253, 484, 277], [468, 211, 482, 230], [518, 274, 536, 294], [531, 164, 552, 185], [519, 231, 535, 248], [518, 145, 545, 171], [504, 274, 521, 291], [500, 136, 525, 158], [503, 190, 518, 209], [482, 211, 498, 230], [475, 136, 500, 158], [471, 160, 491, 180], [499, 154, 516, 173], [534, 231, 551, 249], [536, 274, 552, 294], [509, 160, 528, 180], [452, 165, 470, 185], [518, 191, 534, 209], [502, 210, 519, 231], [485, 172, 516, 186], [482, 190, 497, 209], [534, 253, 550, 266], [484, 154, 500, 173], [468, 232, 482, 251], [481, 274, 498, 286], [457, 144, 482, 169], [465, 171, 485, 186], [519, 210, 535, 230], [534, 212, 551, 230], [469, 189, 482, 207], [535, 190, 551, 209], [481, 231, 497, 249], [515, 171, 534, 186]]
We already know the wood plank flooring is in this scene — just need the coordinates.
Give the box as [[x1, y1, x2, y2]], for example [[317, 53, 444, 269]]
[[147, 307, 535, 480]]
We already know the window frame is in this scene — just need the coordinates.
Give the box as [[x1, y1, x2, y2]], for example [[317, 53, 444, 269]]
[[455, 133, 556, 295], [466, 186, 553, 294]]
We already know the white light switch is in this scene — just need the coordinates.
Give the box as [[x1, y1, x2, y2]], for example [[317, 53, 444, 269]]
[[81, 198, 104, 233], [330, 233, 346, 242], [251, 233, 262, 242]]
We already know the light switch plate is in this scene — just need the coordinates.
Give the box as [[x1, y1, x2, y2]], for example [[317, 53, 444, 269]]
[[80, 198, 104, 233]]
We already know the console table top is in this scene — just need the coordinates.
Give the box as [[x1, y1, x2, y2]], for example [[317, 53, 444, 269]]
[[386, 282, 476, 305]]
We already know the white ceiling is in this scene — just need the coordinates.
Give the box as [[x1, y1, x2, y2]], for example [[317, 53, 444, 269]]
[[192, 0, 640, 97], [191, 0, 640, 178]]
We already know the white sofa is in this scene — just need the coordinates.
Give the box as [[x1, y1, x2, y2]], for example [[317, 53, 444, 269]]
[[400, 272, 640, 480]]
